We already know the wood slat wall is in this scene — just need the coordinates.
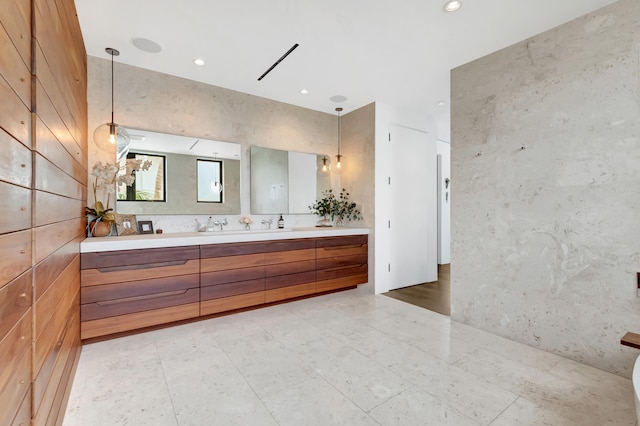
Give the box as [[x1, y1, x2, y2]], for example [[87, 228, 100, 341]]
[[0, 0, 87, 425]]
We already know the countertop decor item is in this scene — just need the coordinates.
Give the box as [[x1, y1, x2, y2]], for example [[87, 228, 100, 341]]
[[240, 215, 253, 230], [86, 159, 152, 237], [309, 188, 361, 226]]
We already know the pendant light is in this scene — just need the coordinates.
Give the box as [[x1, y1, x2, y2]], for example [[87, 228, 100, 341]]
[[321, 156, 329, 172], [93, 47, 130, 160], [335, 107, 343, 169]]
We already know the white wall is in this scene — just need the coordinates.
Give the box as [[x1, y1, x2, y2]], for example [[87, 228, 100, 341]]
[[437, 140, 451, 264], [374, 103, 438, 293]]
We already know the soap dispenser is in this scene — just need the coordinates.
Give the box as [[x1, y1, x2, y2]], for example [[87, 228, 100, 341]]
[[278, 214, 284, 229]]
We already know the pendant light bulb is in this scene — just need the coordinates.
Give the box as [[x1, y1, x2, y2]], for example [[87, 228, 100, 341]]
[[94, 47, 130, 159], [322, 156, 328, 172]]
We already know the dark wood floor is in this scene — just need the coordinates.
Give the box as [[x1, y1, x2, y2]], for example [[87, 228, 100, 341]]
[[383, 264, 450, 316]]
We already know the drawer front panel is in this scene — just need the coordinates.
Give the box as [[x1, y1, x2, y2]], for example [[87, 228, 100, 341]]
[[0, 270, 31, 341], [201, 241, 271, 258], [81, 246, 200, 269], [265, 248, 315, 265], [81, 287, 200, 321], [81, 274, 200, 304], [265, 259, 315, 277], [263, 239, 315, 253], [316, 264, 368, 282], [201, 266, 264, 287], [316, 235, 367, 249], [316, 275, 368, 293], [316, 254, 368, 271], [201, 279, 264, 301], [265, 282, 316, 303], [265, 271, 316, 290], [81, 303, 200, 340], [200, 293, 265, 316], [316, 243, 368, 259], [81, 259, 200, 287], [201, 253, 265, 273]]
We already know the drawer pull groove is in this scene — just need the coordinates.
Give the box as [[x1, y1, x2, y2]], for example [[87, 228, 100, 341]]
[[321, 244, 364, 251], [97, 260, 189, 273], [321, 264, 365, 273], [95, 289, 189, 306]]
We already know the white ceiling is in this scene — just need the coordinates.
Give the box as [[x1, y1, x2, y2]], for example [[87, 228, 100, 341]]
[[75, 0, 617, 122]]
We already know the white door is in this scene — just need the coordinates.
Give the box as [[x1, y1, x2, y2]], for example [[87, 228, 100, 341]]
[[388, 125, 438, 290]]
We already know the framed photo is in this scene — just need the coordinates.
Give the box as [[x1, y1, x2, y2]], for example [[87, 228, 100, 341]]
[[115, 214, 138, 236], [138, 220, 154, 234]]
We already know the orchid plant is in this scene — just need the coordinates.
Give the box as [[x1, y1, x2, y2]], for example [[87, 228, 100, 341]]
[[86, 159, 152, 223]]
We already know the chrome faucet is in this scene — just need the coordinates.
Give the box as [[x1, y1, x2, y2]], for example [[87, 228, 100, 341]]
[[214, 218, 228, 231], [261, 218, 272, 229]]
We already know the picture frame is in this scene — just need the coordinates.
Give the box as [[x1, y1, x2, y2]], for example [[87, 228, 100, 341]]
[[138, 220, 154, 234], [115, 214, 138, 236]]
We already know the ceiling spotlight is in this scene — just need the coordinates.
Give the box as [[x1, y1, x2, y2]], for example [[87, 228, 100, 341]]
[[443, 0, 462, 12], [300, 89, 309, 95], [193, 58, 205, 66]]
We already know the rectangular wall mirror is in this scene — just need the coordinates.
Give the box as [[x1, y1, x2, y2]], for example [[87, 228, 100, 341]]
[[116, 128, 241, 215], [250, 146, 331, 214]]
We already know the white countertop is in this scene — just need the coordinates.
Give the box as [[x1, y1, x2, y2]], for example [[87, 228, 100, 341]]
[[80, 227, 369, 253]]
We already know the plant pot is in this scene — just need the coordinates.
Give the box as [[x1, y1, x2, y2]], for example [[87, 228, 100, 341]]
[[90, 221, 112, 237]]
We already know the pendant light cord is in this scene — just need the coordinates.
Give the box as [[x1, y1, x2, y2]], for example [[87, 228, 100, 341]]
[[111, 49, 115, 124]]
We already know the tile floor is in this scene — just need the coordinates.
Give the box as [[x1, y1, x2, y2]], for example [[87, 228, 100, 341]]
[[64, 289, 636, 425]]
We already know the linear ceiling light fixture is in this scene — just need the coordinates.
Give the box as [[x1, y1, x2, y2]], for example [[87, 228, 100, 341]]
[[257, 43, 299, 81], [94, 47, 130, 160], [335, 107, 343, 169]]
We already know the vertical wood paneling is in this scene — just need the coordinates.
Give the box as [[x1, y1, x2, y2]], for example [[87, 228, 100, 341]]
[[1, 0, 87, 424]]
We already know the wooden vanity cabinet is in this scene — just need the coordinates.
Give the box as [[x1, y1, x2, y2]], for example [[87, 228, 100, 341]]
[[264, 239, 316, 303], [80, 246, 200, 339], [316, 235, 368, 293]]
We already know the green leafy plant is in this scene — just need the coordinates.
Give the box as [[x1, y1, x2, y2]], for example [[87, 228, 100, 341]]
[[309, 188, 361, 223]]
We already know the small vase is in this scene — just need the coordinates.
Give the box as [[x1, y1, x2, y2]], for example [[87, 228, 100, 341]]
[[244, 223, 251, 230], [334, 218, 344, 227], [317, 217, 332, 227], [90, 221, 112, 237]]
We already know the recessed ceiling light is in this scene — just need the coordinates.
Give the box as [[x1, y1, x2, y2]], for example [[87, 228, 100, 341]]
[[330, 95, 348, 103], [131, 38, 162, 53], [300, 89, 309, 95], [443, 0, 462, 12], [193, 58, 205, 66], [437, 100, 447, 106]]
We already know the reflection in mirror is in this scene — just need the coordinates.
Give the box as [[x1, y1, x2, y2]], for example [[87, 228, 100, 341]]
[[250, 146, 331, 214], [197, 159, 222, 203], [117, 153, 166, 201], [116, 128, 241, 215]]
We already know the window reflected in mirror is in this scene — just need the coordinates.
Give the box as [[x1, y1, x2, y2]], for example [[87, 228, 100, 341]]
[[197, 159, 223, 203], [117, 153, 166, 201]]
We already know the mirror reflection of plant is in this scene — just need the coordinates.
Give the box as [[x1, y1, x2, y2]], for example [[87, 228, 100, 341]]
[[308, 188, 361, 222], [86, 159, 152, 223]]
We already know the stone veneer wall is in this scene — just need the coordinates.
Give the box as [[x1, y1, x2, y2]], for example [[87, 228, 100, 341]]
[[451, 0, 640, 376]]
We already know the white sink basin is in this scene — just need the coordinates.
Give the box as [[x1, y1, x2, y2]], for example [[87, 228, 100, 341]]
[[198, 228, 293, 235]]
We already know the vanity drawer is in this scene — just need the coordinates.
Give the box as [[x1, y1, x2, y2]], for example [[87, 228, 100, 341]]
[[266, 270, 316, 290], [316, 254, 368, 271], [81, 246, 200, 269], [263, 239, 315, 253], [81, 303, 200, 340], [265, 248, 315, 265], [81, 259, 200, 287], [201, 253, 265, 273], [201, 266, 264, 287], [265, 282, 317, 303], [201, 278, 264, 301], [201, 241, 271, 258], [81, 280, 200, 321], [0, 270, 31, 341], [201, 292, 265, 316], [265, 259, 315, 277], [316, 263, 368, 282]]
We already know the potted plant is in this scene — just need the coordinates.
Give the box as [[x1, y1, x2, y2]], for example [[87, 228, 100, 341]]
[[309, 188, 361, 226], [86, 159, 152, 237]]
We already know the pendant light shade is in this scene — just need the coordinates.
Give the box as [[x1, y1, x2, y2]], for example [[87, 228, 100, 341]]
[[335, 107, 343, 169], [94, 47, 130, 160]]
